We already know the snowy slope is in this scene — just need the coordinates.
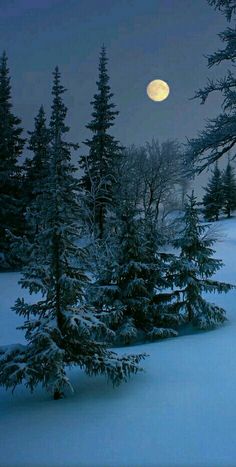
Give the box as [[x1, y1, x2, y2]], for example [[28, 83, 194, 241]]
[[1, 218, 236, 467]]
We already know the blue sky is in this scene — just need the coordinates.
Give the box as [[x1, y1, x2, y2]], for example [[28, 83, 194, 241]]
[[0, 0, 228, 152]]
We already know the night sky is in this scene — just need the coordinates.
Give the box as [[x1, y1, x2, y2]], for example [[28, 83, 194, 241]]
[[1, 0, 228, 154]]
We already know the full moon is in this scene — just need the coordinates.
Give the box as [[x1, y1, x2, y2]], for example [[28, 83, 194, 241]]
[[147, 79, 170, 102]]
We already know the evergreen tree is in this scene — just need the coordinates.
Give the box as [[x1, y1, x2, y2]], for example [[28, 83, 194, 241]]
[[79, 46, 122, 239], [208, 0, 236, 20], [188, 1, 236, 171], [90, 205, 150, 344], [142, 219, 183, 341], [91, 202, 181, 344], [0, 68, 144, 399], [0, 51, 25, 268], [222, 159, 236, 217], [24, 105, 51, 206], [172, 192, 234, 329], [202, 164, 223, 221], [114, 209, 155, 337]]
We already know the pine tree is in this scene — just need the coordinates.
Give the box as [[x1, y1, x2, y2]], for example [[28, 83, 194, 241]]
[[188, 1, 236, 171], [90, 204, 150, 343], [91, 202, 181, 344], [202, 164, 223, 221], [79, 46, 122, 239], [142, 219, 183, 341], [24, 105, 51, 206], [0, 68, 145, 398], [208, 0, 236, 20], [172, 192, 234, 329], [222, 159, 236, 217], [0, 51, 25, 268], [115, 210, 154, 337]]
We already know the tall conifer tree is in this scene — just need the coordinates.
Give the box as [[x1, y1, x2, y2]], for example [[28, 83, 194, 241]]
[[202, 164, 223, 221], [222, 159, 236, 217], [172, 192, 233, 328], [0, 51, 25, 267], [189, 1, 236, 171], [80, 46, 122, 239], [24, 106, 51, 205]]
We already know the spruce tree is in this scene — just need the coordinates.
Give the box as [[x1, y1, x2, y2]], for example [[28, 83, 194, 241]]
[[0, 51, 25, 268], [91, 203, 181, 344], [142, 219, 183, 341], [172, 192, 234, 329], [222, 159, 236, 217], [90, 204, 150, 344], [208, 0, 236, 21], [0, 68, 144, 399], [24, 106, 51, 206], [114, 209, 154, 339], [202, 164, 223, 221], [189, 1, 236, 171], [80, 46, 122, 239]]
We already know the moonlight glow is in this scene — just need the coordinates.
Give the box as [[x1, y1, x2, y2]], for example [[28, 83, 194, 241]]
[[147, 79, 170, 102]]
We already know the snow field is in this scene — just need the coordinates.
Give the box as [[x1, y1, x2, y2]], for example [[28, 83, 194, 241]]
[[1, 218, 236, 467]]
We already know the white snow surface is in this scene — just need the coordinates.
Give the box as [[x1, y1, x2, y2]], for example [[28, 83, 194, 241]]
[[1, 218, 236, 467]]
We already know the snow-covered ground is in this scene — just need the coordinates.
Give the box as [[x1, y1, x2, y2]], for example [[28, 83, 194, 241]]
[[1, 218, 236, 467]]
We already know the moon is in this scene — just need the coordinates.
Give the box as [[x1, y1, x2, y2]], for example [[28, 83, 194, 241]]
[[147, 79, 170, 102]]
